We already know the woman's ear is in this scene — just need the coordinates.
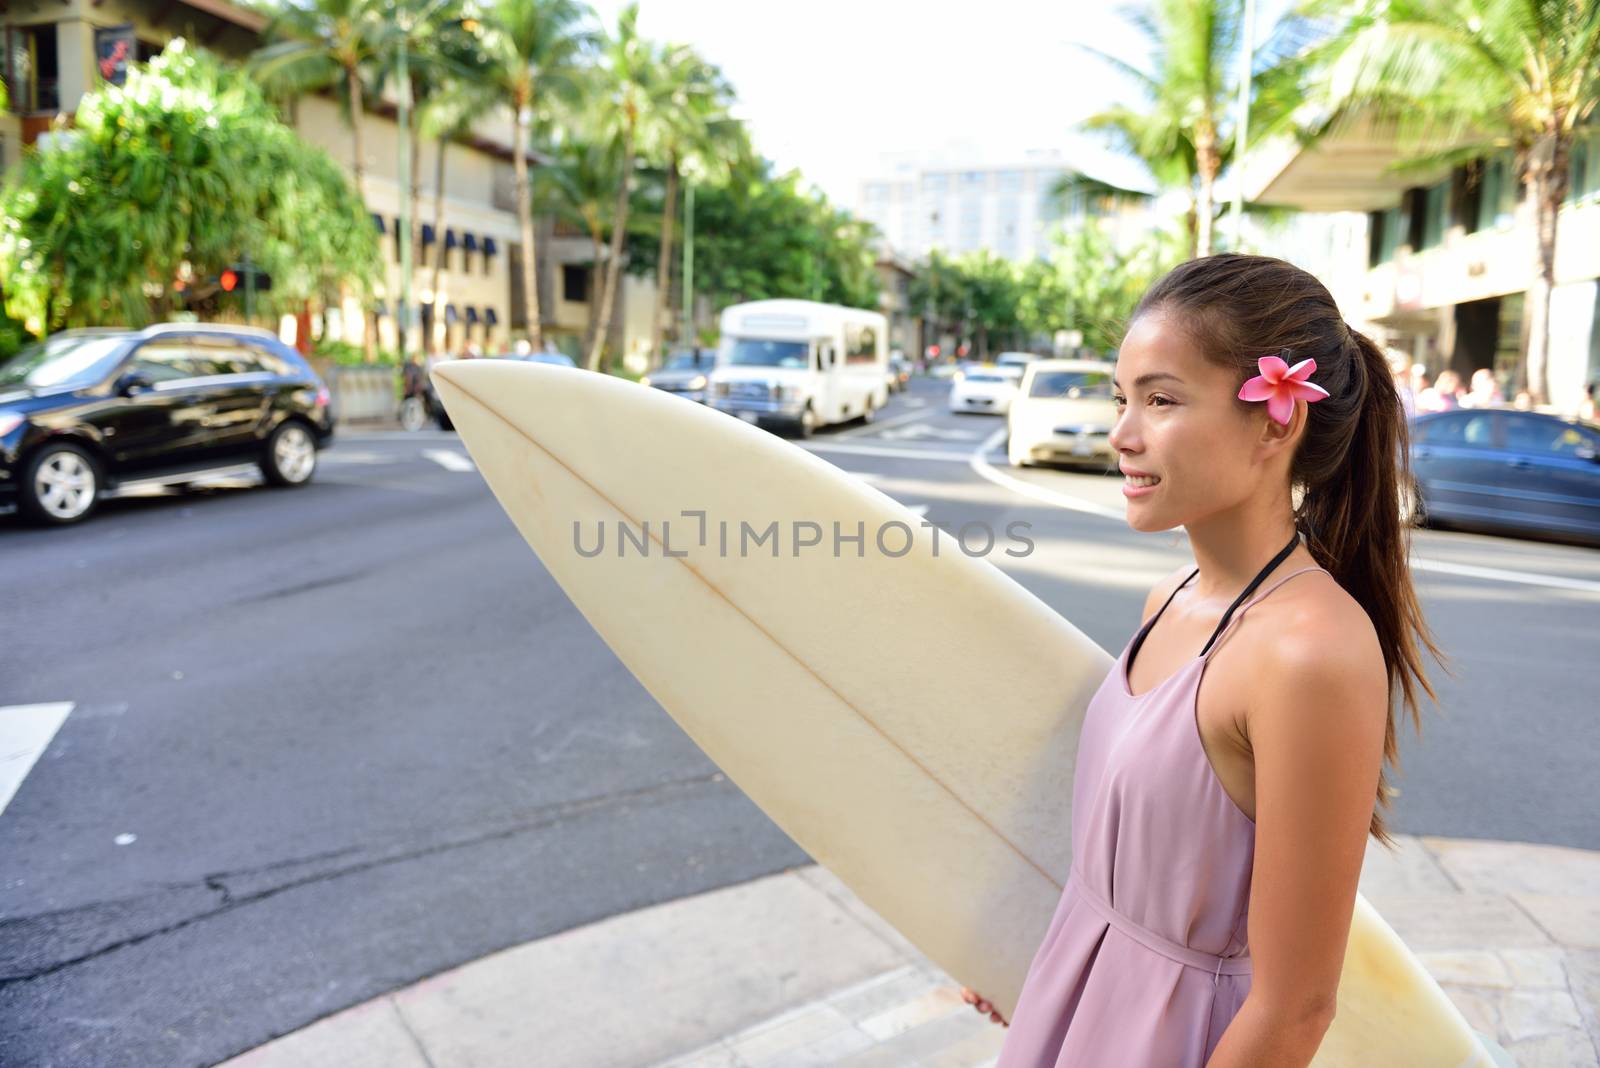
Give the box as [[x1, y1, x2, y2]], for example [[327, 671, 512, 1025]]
[[1257, 401, 1304, 459]]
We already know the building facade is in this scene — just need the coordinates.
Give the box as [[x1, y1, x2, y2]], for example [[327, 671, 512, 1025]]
[[1, 0, 655, 364], [856, 152, 1154, 263], [1245, 113, 1600, 415]]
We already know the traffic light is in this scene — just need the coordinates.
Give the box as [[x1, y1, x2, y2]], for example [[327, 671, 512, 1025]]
[[215, 264, 271, 293]]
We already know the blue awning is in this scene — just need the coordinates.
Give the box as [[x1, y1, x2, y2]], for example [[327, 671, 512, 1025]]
[[421, 224, 436, 245], [463, 233, 479, 252], [371, 213, 386, 234], [483, 237, 498, 257], [465, 306, 480, 324], [445, 304, 460, 324], [484, 307, 499, 325], [444, 229, 458, 249]]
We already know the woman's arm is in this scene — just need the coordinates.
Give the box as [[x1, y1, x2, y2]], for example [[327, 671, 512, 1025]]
[[1206, 600, 1389, 1068]]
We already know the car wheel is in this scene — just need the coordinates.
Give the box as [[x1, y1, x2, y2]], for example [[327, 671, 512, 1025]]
[[435, 409, 455, 431], [861, 398, 876, 424], [796, 405, 816, 439], [261, 421, 318, 487], [400, 396, 429, 432], [21, 442, 101, 525]]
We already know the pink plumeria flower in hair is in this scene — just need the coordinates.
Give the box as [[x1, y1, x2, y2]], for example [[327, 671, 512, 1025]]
[[1238, 351, 1329, 425]]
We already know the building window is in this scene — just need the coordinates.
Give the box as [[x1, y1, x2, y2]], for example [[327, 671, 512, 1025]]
[[1473, 154, 1518, 232], [1369, 206, 1405, 266], [562, 264, 589, 304], [482, 236, 497, 276], [997, 170, 1024, 193], [1420, 180, 1450, 250], [1568, 129, 1600, 203], [922, 173, 949, 196], [5, 24, 60, 113]]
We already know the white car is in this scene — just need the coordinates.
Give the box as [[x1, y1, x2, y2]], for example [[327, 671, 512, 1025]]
[[1007, 359, 1120, 468], [995, 351, 1039, 374], [948, 366, 1018, 415]]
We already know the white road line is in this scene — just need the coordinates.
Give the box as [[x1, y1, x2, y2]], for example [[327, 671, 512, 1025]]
[[801, 441, 973, 463], [1412, 558, 1600, 594], [906, 503, 930, 517], [967, 428, 1125, 520], [831, 406, 937, 439], [423, 449, 477, 472], [1, 703, 73, 819], [964, 428, 1600, 595]]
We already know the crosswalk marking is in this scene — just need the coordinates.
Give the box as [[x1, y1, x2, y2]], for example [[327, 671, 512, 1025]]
[[1, 703, 73, 819], [423, 449, 477, 472]]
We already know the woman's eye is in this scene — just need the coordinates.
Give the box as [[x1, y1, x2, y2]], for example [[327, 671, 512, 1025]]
[[1149, 395, 1174, 407], [1113, 394, 1127, 407]]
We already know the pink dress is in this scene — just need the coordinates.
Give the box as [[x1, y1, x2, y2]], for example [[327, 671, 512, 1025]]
[[997, 559, 1329, 1067]]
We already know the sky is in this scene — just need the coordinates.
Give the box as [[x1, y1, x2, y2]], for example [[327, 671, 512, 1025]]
[[590, 0, 1294, 209]]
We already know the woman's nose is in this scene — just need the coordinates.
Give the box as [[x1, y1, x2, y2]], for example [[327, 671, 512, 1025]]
[[1109, 408, 1137, 453]]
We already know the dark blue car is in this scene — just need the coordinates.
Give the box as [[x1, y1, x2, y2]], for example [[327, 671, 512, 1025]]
[[1411, 409, 1600, 546]]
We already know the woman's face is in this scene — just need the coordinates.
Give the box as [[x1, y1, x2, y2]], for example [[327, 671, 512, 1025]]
[[1109, 310, 1274, 533]]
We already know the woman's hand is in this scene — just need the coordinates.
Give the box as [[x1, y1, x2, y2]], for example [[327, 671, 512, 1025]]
[[959, 987, 1009, 1027]]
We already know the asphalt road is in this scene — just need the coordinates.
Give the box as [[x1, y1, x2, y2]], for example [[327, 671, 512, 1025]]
[[2, 375, 1596, 1066]]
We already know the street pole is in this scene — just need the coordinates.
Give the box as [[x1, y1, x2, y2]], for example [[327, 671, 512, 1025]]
[[681, 181, 694, 347], [1227, 0, 1257, 252], [243, 251, 256, 322], [396, 35, 413, 363]]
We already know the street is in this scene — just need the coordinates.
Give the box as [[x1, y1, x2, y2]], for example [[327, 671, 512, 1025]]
[[3, 376, 1597, 1067]]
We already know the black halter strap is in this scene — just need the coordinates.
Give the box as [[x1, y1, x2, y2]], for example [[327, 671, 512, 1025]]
[[1128, 529, 1303, 671]]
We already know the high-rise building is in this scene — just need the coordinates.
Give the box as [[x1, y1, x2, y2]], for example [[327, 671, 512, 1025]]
[[856, 151, 1154, 262]]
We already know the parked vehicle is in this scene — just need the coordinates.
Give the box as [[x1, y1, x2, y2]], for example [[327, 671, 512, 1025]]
[[1006, 360, 1119, 468], [948, 364, 1019, 415], [0, 324, 334, 525], [706, 300, 889, 437], [888, 355, 913, 392], [1411, 409, 1600, 545], [641, 349, 718, 403]]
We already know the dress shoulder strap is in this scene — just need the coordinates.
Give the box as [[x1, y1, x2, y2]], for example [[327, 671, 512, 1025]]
[[1201, 566, 1329, 660]]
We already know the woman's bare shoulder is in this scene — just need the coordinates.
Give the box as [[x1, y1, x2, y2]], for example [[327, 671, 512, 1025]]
[[1141, 563, 1197, 621], [1242, 571, 1387, 719]]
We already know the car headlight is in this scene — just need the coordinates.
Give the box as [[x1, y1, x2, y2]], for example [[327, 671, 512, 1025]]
[[0, 411, 24, 438], [640, 375, 652, 388], [688, 375, 707, 390]]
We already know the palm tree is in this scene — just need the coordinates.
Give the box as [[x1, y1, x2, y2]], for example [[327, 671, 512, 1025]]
[[249, 0, 386, 204], [470, 0, 594, 350], [250, 0, 388, 357], [584, 3, 665, 371], [1077, 0, 1247, 257], [1301, 0, 1600, 403], [369, 0, 476, 355], [535, 132, 621, 350], [646, 49, 743, 367]]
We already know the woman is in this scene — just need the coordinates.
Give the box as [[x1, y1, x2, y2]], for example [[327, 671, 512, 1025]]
[[965, 255, 1441, 1067]]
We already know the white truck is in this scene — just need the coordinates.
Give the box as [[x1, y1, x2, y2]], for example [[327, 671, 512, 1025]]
[[707, 300, 889, 438]]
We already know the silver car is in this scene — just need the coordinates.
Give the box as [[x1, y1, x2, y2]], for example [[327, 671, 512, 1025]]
[[641, 350, 718, 403]]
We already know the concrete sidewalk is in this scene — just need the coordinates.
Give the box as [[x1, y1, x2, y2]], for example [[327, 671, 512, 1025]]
[[224, 835, 1600, 1068]]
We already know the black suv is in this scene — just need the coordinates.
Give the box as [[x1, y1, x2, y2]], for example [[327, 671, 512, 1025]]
[[0, 324, 335, 525]]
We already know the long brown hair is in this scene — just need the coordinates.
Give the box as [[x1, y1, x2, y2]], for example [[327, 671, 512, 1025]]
[[1132, 253, 1444, 843]]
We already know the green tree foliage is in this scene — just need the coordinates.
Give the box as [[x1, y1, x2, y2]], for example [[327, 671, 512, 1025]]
[[630, 162, 879, 319], [0, 40, 378, 334], [909, 226, 1183, 358]]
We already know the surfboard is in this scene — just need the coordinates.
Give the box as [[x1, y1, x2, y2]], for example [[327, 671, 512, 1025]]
[[431, 358, 1495, 1067]]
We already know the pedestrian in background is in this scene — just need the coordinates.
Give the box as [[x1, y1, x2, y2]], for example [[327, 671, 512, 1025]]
[[1460, 369, 1504, 409], [1418, 369, 1463, 413], [1388, 350, 1417, 420]]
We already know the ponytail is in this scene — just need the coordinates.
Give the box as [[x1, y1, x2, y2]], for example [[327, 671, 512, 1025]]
[[1133, 254, 1445, 843], [1299, 328, 1444, 843]]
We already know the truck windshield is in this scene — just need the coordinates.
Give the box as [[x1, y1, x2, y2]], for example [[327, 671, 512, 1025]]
[[719, 338, 809, 369]]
